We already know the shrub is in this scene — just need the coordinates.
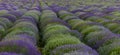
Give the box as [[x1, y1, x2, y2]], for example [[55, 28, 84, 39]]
[[43, 36, 81, 55]]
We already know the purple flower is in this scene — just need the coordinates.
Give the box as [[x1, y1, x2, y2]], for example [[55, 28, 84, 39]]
[[15, 17, 37, 25], [52, 6, 68, 13], [70, 30, 82, 40], [41, 18, 71, 28], [0, 40, 41, 55], [85, 30, 117, 49], [71, 9, 85, 13], [103, 7, 119, 14], [51, 44, 99, 55], [0, 52, 23, 55], [16, 9, 27, 14], [63, 50, 97, 55], [0, 14, 17, 22], [3, 33, 37, 45], [30, 7, 41, 11], [8, 10, 24, 17]]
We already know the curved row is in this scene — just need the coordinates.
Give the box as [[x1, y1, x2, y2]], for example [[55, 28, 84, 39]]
[[53, 8, 120, 55], [39, 3, 98, 55]]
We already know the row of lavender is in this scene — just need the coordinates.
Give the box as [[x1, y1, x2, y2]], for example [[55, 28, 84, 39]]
[[43, 0, 120, 55], [0, 0, 35, 10], [39, 1, 99, 55], [68, 3, 120, 55], [0, 0, 42, 55]]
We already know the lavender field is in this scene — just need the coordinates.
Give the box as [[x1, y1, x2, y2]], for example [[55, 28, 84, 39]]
[[0, 0, 120, 55]]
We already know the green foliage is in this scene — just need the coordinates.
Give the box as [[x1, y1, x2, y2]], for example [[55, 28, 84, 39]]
[[0, 10, 8, 15], [43, 36, 81, 55], [58, 10, 73, 19], [9, 21, 38, 33], [63, 16, 79, 22], [43, 24, 70, 33], [102, 37, 120, 47], [86, 16, 107, 23], [67, 19, 84, 29], [41, 10, 57, 20], [98, 42, 120, 55], [0, 18, 12, 28], [85, 30, 111, 47], [105, 23, 120, 31], [112, 27, 120, 34], [81, 26, 107, 36], [24, 10, 40, 22], [110, 11, 120, 17]]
